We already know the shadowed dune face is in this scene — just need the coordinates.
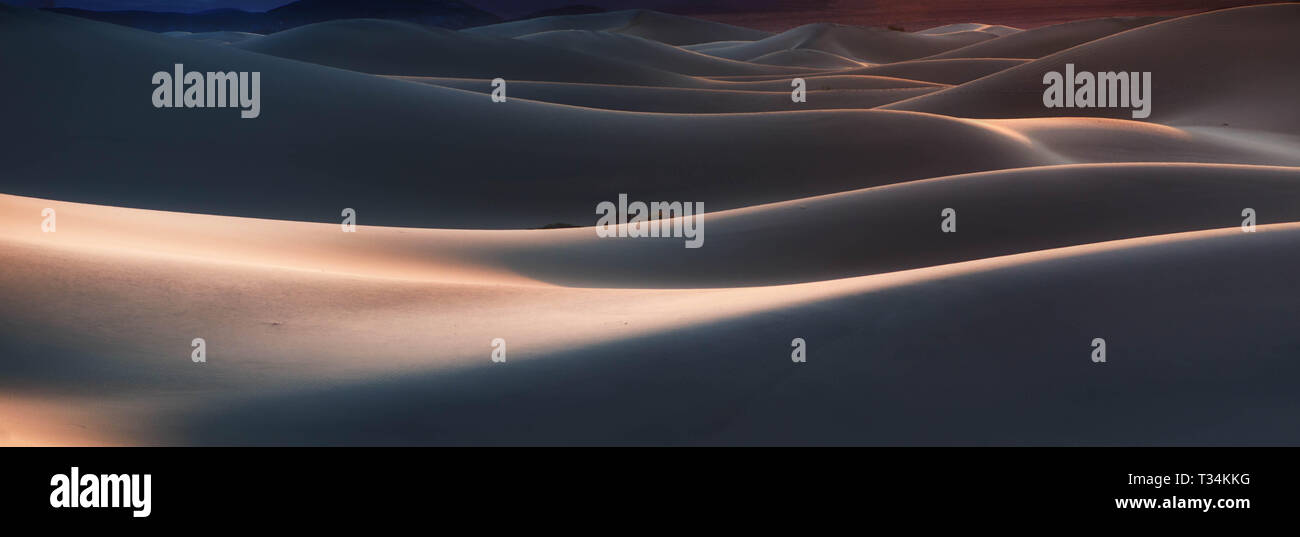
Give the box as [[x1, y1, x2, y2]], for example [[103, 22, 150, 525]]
[[0, 8, 1048, 228], [0, 9, 1061, 228], [922, 15, 1166, 59], [164, 30, 263, 45], [394, 76, 942, 113], [7, 220, 1300, 444], [516, 29, 815, 77], [4, 162, 1300, 289], [747, 48, 865, 69], [889, 4, 1300, 131], [690, 22, 1000, 64], [463, 9, 773, 45], [850, 58, 1030, 85], [166, 226, 1300, 445], [232, 18, 701, 85], [914, 22, 1022, 36], [3, 3, 1300, 445]]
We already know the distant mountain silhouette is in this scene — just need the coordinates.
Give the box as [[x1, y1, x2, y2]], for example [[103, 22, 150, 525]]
[[520, 5, 606, 20], [46, 0, 500, 33]]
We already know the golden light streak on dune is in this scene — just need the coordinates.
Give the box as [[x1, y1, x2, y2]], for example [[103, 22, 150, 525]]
[[6, 187, 1300, 443]]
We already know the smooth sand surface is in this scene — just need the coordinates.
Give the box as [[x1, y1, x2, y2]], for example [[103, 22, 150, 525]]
[[6, 200, 1299, 443], [171, 225, 1300, 444], [163, 30, 263, 44], [518, 29, 816, 76], [395, 76, 941, 113]]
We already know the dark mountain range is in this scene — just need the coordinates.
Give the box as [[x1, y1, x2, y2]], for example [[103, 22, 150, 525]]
[[519, 5, 606, 19], [46, 0, 500, 32]]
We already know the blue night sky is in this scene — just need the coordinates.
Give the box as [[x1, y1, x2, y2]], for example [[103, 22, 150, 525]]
[[0, 1, 650, 15], [2, 0, 1280, 28]]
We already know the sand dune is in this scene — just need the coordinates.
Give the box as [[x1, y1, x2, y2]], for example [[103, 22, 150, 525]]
[[705, 58, 1031, 85], [5, 199, 1299, 443], [697, 22, 998, 64], [851, 58, 1030, 85], [463, 9, 772, 45], [229, 18, 920, 88], [747, 49, 865, 69], [890, 4, 1300, 132], [397, 77, 939, 113], [1, 7, 1056, 228], [923, 15, 1165, 60], [517, 29, 812, 77], [681, 39, 752, 52], [233, 18, 698, 86], [171, 224, 1300, 445], [706, 75, 940, 92], [4, 7, 1295, 226], [493, 163, 1300, 287], [914, 22, 1021, 36], [4, 4, 1300, 446], [1, 5, 1290, 228], [163, 30, 262, 44], [989, 118, 1300, 166], [8, 162, 1299, 289]]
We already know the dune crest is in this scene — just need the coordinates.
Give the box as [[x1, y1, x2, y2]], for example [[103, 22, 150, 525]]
[[694, 22, 998, 64], [464, 9, 772, 45]]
